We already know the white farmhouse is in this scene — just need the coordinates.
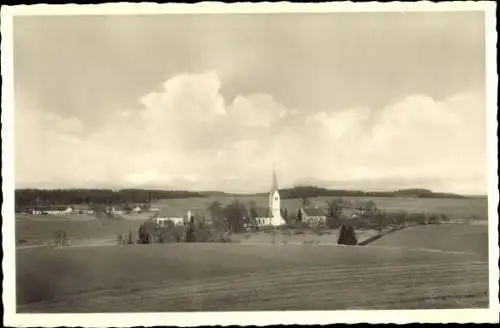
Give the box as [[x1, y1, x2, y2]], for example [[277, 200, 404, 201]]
[[43, 206, 73, 215], [154, 209, 192, 227]]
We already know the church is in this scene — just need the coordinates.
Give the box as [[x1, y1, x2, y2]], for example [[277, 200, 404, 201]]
[[251, 168, 287, 227]]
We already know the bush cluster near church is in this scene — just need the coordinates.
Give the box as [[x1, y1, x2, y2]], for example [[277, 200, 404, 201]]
[[124, 194, 445, 246]]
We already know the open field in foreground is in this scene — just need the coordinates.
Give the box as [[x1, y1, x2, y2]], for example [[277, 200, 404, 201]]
[[17, 241, 488, 312], [372, 224, 488, 257]]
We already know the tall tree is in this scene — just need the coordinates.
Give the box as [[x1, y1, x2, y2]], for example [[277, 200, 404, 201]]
[[249, 200, 258, 219], [338, 223, 357, 245], [327, 198, 343, 218], [301, 197, 311, 207], [185, 215, 196, 242], [208, 200, 225, 230], [127, 229, 134, 244], [224, 201, 247, 233]]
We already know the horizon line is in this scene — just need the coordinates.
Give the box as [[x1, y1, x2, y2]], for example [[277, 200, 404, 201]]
[[13, 185, 487, 197]]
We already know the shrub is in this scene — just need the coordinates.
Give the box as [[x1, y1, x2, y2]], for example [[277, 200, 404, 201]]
[[407, 212, 427, 225], [312, 225, 325, 236], [157, 224, 184, 243], [126, 229, 134, 244], [138, 224, 151, 244], [53, 229, 69, 247], [428, 215, 439, 225], [116, 234, 124, 245], [337, 224, 357, 246], [439, 214, 449, 223], [326, 216, 341, 229], [220, 232, 232, 243]]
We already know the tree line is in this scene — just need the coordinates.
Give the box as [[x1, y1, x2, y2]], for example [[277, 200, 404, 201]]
[[278, 186, 465, 199], [15, 185, 466, 211], [15, 188, 206, 209]]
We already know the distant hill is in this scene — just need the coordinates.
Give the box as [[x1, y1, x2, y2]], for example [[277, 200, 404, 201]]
[[275, 186, 467, 200]]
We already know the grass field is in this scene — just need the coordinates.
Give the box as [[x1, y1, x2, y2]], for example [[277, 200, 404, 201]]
[[16, 241, 488, 312], [371, 224, 488, 257], [151, 195, 489, 220], [15, 214, 144, 247], [15, 195, 488, 247]]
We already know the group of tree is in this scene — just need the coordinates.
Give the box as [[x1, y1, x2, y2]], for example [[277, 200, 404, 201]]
[[15, 188, 206, 210], [133, 214, 230, 245], [15, 185, 468, 211], [52, 229, 69, 247], [117, 230, 135, 244], [119, 195, 446, 246]]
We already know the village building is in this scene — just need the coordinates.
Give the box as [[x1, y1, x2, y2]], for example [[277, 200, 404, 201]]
[[131, 206, 142, 213], [71, 205, 95, 215], [107, 206, 125, 215], [153, 209, 192, 227], [298, 207, 328, 226], [26, 206, 73, 215], [250, 167, 287, 227]]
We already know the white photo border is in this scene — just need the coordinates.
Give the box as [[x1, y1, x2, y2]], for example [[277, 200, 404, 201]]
[[2, 2, 498, 326]]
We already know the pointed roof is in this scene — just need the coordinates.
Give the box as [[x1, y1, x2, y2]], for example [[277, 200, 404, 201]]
[[301, 207, 327, 217], [271, 165, 279, 193]]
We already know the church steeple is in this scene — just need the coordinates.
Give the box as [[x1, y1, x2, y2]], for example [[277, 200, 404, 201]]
[[267, 165, 286, 227], [271, 164, 278, 193]]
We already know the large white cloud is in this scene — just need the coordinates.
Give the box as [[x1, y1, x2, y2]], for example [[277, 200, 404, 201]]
[[15, 70, 487, 194]]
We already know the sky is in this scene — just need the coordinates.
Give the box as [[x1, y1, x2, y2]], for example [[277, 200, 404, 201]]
[[13, 12, 488, 194]]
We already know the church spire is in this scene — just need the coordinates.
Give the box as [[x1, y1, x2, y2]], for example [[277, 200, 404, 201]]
[[271, 164, 278, 193]]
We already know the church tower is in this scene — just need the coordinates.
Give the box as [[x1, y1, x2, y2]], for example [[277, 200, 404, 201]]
[[269, 166, 285, 226]]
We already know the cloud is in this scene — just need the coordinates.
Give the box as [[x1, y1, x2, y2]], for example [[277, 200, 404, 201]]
[[303, 92, 487, 192], [15, 70, 487, 194]]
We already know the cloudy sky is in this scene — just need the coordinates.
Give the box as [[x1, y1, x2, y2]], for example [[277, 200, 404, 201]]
[[14, 12, 487, 194]]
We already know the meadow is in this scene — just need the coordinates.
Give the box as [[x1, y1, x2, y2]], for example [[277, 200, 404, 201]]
[[17, 241, 488, 312], [15, 214, 144, 247], [15, 194, 489, 313], [15, 195, 488, 248], [371, 224, 488, 257], [151, 195, 489, 220]]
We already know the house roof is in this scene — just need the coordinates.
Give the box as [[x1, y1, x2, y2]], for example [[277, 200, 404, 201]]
[[270, 167, 279, 193], [301, 207, 327, 217]]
